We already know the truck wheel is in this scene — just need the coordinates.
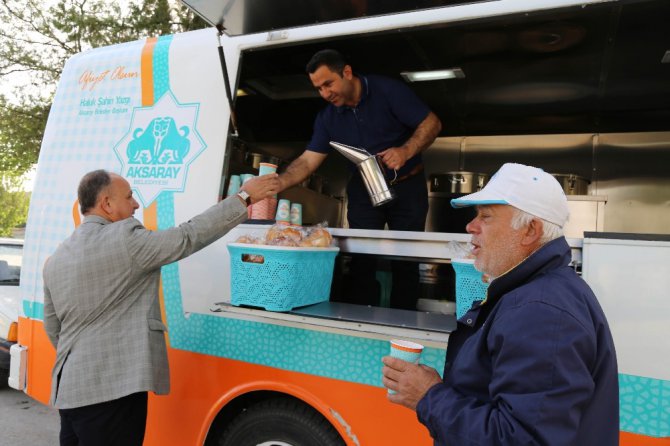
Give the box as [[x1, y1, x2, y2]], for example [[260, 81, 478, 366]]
[[0, 368, 8, 388], [218, 397, 345, 446]]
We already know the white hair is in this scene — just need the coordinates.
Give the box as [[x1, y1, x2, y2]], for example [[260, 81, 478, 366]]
[[510, 208, 563, 244]]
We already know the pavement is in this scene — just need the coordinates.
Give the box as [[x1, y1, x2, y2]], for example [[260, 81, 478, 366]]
[[0, 386, 60, 445]]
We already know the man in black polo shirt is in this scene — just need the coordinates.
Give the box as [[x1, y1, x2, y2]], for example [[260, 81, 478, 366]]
[[278, 49, 442, 309]]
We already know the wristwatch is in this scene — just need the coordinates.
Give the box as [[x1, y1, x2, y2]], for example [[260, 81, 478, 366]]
[[237, 190, 252, 206]]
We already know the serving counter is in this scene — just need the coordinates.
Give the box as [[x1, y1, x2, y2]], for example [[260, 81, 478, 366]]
[[202, 225, 583, 345]]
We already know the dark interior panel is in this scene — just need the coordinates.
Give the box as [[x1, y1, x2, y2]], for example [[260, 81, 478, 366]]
[[235, 0, 670, 142]]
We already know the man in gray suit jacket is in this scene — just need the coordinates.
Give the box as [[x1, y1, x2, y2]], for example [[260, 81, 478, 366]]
[[43, 169, 279, 446]]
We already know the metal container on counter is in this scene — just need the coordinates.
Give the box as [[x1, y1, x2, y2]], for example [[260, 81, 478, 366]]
[[551, 173, 589, 195], [426, 172, 489, 233], [430, 171, 489, 194], [247, 152, 281, 170]]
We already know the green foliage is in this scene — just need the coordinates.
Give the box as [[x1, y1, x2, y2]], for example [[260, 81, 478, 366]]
[[0, 173, 30, 237], [0, 94, 49, 173], [0, 0, 207, 175]]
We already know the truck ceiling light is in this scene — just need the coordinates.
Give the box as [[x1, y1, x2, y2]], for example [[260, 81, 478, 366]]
[[400, 68, 465, 82]]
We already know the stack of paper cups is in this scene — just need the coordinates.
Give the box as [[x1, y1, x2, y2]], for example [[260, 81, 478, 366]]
[[240, 174, 255, 218], [251, 162, 278, 219], [251, 197, 278, 220], [276, 199, 291, 224], [226, 175, 241, 197], [290, 203, 302, 226]]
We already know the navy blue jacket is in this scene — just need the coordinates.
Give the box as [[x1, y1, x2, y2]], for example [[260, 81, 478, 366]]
[[417, 237, 619, 445]]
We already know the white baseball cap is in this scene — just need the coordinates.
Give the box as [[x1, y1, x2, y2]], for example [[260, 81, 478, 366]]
[[450, 163, 570, 227]]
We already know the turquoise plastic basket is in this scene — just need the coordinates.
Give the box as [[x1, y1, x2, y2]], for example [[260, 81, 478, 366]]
[[227, 243, 339, 311], [450, 259, 489, 319]]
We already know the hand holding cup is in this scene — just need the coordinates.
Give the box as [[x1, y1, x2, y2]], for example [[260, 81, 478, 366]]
[[382, 339, 442, 411], [240, 173, 280, 204]]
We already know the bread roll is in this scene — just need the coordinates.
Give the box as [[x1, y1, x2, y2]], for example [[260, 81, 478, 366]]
[[265, 225, 303, 245], [299, 227, 332, 247]]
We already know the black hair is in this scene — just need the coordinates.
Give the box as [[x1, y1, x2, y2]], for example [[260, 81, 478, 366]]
[[305, 49, 348, 75], [78, 169, 112, 214]]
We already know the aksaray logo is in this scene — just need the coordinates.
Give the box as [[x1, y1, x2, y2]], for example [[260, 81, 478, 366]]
[[113, 91, 205, 206]]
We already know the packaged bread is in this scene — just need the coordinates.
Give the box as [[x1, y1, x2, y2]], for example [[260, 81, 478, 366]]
[[299, 226, 333, 247], [233, 223, 333, 249], [234, 234, 263, 244], [265, 224, 303, 246]]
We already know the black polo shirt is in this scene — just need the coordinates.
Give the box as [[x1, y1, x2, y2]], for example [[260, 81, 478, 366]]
[[306, 74, 430, 178]]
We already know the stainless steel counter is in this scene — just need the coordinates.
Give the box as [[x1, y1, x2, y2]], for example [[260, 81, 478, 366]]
[[329, 227, 582, 262]]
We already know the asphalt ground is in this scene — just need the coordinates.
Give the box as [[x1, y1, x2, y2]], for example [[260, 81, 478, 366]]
[[0, 386, 60, 445]]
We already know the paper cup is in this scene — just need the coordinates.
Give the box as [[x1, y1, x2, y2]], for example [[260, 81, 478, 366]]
[[290, 203, 302, 226], [388, 339, 424, 394], [259, 163, 278, 198], [259, 162, 277, 176], [251, 197, 278, 220], [250, 198, 269, 220], [276, 199, 291, 223], [226, 175, 241, 197], [390, 339, 424, 364], [240, 173, 254, 184]]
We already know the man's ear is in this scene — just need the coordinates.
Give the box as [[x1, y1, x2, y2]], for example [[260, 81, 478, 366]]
[[98, 193, 112, 214], [342, 64, 353, 80], [521, 218, 543, 246]]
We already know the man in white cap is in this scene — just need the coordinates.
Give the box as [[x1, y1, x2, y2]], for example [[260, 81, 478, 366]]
[[382, 163, 619, 445]]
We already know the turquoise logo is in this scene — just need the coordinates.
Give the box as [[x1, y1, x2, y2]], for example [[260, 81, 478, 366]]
[[127, 117, 190, 165], [113, 91, 205, 206]]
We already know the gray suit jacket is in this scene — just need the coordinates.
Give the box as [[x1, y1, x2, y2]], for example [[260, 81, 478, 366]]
[[43, 196, 247, 408]]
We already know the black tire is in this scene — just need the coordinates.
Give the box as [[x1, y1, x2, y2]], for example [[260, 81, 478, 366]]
[[0, 367, 8, 388], [218, 397, 345, 446]]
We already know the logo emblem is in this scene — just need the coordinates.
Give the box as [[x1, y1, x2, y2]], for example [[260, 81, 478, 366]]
[[113, 91, 205, 206]]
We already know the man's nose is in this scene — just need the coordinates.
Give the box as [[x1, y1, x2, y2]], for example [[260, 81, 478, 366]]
[[132, 199, 140, 209], [465, 218, 477, 234]]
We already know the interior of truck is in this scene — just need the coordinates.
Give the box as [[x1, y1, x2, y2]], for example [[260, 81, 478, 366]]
[[214, 0, 670, 313]]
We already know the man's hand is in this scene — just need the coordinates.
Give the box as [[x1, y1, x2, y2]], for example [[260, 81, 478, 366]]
[[378, 147, 410, 170], [378, 111, 442, 171], [382, 356, 442, 411], [240, 173, 280, 204]]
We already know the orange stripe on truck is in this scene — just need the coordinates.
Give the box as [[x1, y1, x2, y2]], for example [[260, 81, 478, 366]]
[[17, 317, 55, 405], [621, 432, 670, 445], [144, 348, 435, 446], [141, 37, 157, 106]]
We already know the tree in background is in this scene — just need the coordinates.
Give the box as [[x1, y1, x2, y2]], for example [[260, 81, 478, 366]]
[[0, 0, 207, 176], [0, 0, 206, 234], [0, 173, 30, 237]]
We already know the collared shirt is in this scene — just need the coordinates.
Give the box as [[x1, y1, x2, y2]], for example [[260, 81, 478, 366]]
[[417, 237, 619, 445], [306, 74, 430, 178]]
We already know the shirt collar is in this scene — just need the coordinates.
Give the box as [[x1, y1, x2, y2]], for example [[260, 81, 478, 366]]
[[336, 74, 369, 114], [82, 214, 112, 225]]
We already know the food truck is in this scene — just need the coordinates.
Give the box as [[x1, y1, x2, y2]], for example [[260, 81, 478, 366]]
[[9, 0, 670, 444]]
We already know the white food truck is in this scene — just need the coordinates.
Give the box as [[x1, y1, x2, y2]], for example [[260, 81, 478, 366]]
[[10, 0, 670, 444]]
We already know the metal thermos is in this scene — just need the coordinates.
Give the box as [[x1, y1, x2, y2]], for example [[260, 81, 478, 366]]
[[329, 141, 395, 207]]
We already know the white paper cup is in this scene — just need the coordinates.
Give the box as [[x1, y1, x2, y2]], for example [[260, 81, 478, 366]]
[[226, 175, 241, 197], [388, 339, 424, 394], [290, 203, 302, 226], [259, 162, 277, 176], [276, 199, 291, 223]]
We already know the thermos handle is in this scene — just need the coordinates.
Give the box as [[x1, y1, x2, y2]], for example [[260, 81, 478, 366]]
[[375, 155, 398, 184]]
